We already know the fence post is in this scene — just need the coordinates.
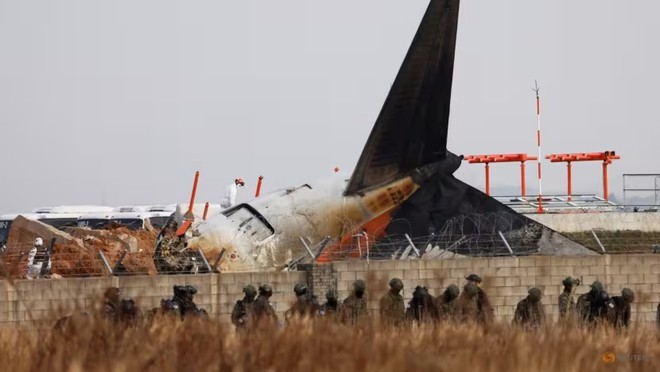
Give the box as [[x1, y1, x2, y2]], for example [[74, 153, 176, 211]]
[[591, 229, 606, 253], [498, 231, 515, 256], [404, 234, 420, 257], [98, 251, 113, 275]]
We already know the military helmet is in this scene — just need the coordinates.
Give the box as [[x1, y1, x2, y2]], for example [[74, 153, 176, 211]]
[[293, 282, 308, 296], [389, 278, 404, 291], [243, 284, 257, 298], [413, 286, 429, 299], [173, 285, 185, 296], [528, 287, 543, 302], [445, 284, 460, 299], [463, 283, 479, 297], [465, 273, 482, 283], [353, 279, 366, 291], [621, 288, 635, 302], [589, 281, 604, 292], [120, 298, 136, 311], [325, 289, 338, 301], [186, 285, 198, 295], [259, 284, 273, 295], [104, 287, 121, 301], [562, 276, 578, 286]]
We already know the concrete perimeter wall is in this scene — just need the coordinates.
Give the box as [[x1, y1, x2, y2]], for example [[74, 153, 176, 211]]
[[528, 212, 660, 232], [1, 255, 659, 328]]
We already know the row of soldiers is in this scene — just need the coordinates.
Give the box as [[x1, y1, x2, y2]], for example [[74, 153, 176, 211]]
[[54, 284, 208, 331], [510, 277, 637, 329], [231, 274, 495, 328], [231, 273, 650, 329]]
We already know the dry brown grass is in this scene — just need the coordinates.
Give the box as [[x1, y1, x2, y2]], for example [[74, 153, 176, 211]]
[[1, 318, 658, 372]]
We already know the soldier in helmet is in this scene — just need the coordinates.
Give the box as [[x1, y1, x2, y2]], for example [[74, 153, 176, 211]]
[[119, 298, 143, 328], [172, 285, 205, 319], [577, 281, 613, 326], [145, 298, 181, 325], [558, 276, 579, 323], [231, 284, 257, 329], [160, 299, 181, 318], [406, 286, 437, 325], [513, 287, 546, 329], [340, 279, 370, 325], [434, 284, 460, 323], [252, 284, 278, 325], [379, 278, 405, 327], [102, 287, 121, 324], [609, 288, 634, 329], [456, 283, 480, 323], [320, 289, 340, 320], [285, 282, 320, 321], [465, 274, 494, 325]]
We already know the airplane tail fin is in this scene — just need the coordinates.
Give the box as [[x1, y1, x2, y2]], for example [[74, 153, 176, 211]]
[[345, 0, 460, 196]]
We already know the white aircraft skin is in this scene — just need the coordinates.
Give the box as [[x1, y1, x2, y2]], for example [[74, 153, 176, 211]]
[[185, 0, 463, 271], [186, 175, 418, 272]]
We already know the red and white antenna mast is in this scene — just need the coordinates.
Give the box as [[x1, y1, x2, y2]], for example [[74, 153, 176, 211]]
[[533, 81, 544, 213]]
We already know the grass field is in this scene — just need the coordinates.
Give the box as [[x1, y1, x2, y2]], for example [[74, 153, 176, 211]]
[[1, 317, 658, 372]]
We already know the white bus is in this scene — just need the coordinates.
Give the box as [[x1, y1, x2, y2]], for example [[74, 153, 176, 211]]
[[0, 213, 44, 245], [76, 212, 114, 229], [109, 211, 173, 230]]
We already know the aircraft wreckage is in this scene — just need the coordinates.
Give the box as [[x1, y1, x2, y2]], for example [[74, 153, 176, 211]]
[[153, 0, 592, 274]]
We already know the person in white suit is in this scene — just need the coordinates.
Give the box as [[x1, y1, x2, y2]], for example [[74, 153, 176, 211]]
[[221, 178, 245, 209], [26, 237, 50, 279]]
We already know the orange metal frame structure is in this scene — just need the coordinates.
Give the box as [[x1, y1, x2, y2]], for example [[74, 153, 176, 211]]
[[464, 154, 538, 197], [545, 151, 620, 201]]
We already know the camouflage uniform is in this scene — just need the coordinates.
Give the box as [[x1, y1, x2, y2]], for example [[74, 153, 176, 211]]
[[456, 283, 480, 323], [320, 289, 340, 320], [379, 278, 405, 327], [102, 287, 121, 324], [465, 274, 494, 325], [172, 285, 205, 319], [285, 283, 320, 321], [252, 284, 278, 325], [231, 285, 257, 329], [577, 281, 613, 327], [558, 276, 578, 323], [119, 298, 143, 328], [340, 280, 370, 325], [609, 288, 634, 329], [145, 299, 181, 325], [434, 284, 460, 322], [406, 286, 438, 324], [513, 287, 545, 329]]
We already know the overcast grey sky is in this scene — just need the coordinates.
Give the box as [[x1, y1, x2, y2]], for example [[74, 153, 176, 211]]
[[1, 0, 658, 213]]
